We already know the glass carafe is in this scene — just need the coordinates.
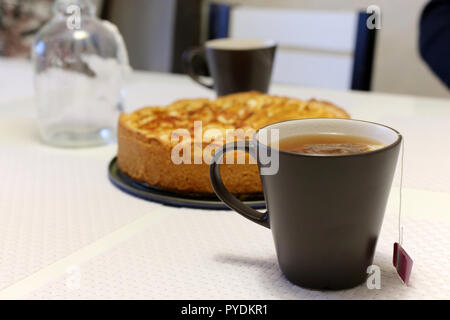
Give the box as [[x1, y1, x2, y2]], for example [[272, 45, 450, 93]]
[[32, 0, 128, 147]]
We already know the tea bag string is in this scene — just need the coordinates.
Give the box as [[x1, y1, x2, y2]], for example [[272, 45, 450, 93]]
[[398, 139, 405, 246]]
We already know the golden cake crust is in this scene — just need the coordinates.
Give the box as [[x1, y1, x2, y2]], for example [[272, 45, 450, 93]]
[[117, 91, 350, 195]]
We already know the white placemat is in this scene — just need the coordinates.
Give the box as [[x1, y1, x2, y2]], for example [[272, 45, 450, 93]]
[[0, 116, 152, 289], [380, 115, 450, 193], [26, 205, 450, 300]]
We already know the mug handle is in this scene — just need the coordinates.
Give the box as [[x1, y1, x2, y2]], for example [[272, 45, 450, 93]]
[[182, 47, 214, 89], [210, 141, 270, 229]]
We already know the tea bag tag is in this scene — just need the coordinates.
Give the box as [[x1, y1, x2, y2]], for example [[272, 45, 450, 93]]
[[393, 140, 413, 285], [393, 243, 413, 285]]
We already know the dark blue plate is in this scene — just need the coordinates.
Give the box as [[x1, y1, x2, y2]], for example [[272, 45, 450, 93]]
[[108, 157, 266, 210]]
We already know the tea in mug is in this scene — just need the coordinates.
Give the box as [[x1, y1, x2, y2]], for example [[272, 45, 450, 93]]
[[278, 134, 384, 155]]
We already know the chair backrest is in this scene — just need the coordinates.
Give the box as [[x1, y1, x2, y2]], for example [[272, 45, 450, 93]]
[[209, 4, 376, 91]]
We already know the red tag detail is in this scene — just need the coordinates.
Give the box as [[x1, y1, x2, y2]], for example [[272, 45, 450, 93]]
[[393, 242, 413, 285]]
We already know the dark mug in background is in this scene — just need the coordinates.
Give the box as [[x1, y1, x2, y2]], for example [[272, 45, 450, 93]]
[[210, 118, 402, 290], [183, 38, 277, 96]]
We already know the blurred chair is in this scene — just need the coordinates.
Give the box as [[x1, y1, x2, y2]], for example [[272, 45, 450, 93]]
[[209, 4, 376, 91], [104, 0, 204, 73]]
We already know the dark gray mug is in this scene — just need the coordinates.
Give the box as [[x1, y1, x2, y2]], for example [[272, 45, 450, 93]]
[[210, 118, 402, 290], [183, 38, 277, 96]]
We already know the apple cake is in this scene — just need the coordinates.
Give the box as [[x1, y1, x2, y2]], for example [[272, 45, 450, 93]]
[[117, 91, 349, 195]]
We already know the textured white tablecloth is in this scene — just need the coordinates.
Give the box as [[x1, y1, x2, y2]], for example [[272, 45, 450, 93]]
[[0, 59, 449, 299]]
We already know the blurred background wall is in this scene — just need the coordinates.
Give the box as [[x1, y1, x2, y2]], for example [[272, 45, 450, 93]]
[[1, 0, 448, 98]]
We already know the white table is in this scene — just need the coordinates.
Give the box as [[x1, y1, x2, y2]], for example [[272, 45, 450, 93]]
[[0, 59, 449, 299]]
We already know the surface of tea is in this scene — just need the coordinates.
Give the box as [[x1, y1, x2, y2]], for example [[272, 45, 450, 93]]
[[278, 134, 384, 155]]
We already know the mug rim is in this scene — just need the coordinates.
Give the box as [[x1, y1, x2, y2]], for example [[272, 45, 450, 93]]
[[254, 118, 402, 158], [205, 38, 277, 51]]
